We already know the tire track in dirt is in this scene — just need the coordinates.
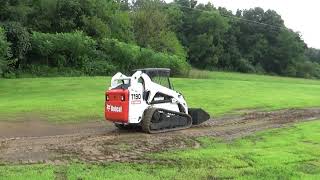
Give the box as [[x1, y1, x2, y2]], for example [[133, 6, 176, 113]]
[[0, 108, 320, 165]]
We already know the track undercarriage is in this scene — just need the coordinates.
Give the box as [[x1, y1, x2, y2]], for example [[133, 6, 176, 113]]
[[141, 108, 210, 133]]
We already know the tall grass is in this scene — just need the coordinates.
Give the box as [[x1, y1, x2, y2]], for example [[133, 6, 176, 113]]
[[186, 69, 210, 79]]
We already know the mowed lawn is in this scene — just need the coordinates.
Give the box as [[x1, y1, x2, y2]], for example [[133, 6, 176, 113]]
[[1, 71, 320, 122], [1, 120, 319, 179]]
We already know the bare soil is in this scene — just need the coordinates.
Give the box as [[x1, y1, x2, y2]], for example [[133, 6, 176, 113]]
[[0, 108, 320, 165]]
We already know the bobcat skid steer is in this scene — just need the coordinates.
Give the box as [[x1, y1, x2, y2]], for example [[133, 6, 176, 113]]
[[105, 68, 210, 133]]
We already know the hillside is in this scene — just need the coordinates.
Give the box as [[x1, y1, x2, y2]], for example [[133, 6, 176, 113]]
[[1, 71, 320, 122]]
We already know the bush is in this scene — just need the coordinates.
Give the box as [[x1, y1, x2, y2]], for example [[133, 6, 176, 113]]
[[30, 31, 97, 68], [295, 61, 320, 79], [99, 39, 191, 75], [14, 31, 191, 77], [25, 31, 120, 76], [16, 65, 85, 77], [83, 60, 116, 76], [236, 58, 256, 73]]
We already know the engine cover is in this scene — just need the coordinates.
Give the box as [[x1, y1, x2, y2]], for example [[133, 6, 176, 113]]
[[105, 89, 129, 123]]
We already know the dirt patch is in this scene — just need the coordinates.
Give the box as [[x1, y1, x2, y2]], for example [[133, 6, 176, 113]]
[[0, 108, 320, 165], [0, 120, 110, 138]]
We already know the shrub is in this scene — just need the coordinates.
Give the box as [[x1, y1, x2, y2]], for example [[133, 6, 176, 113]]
[[236, 58, 256, 73], [83, 60, 116, 76], [24, 32, 190, 77], [99, 39, 191, 75], [16, 65, 85, 77], [30, 31, 97, 68], [295, 61, 320, 79], [27, 31, 121, 76]]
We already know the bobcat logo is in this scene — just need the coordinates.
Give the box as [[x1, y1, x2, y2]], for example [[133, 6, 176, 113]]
[[106, 104, 122, 112]]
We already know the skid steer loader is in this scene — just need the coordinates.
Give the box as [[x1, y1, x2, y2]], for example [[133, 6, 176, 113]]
[[105, 68, 210, 133]]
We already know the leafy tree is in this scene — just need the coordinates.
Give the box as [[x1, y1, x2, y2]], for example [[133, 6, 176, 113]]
[[108, 11, 134, 42], [305, 48, 320, 64], [0, 27, 12, 76], [132, 0, 168, 47], [82, 15, 111, 39], [132, 0, 185, 57], [157, 31, 187, 58], [179, 7, 229, 69], [3, 22, 31, 69], [26, 0, 58, 32], [78, 0, 134, 42], [219, 20, 242, 71], [0, 0, 33, 24], [165, 5, 183, 32], [52, 0, 82, 32], [268, 29, 305, 75]]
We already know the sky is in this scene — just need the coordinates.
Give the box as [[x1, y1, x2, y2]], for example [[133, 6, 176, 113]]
[[169, 0, 320, 49]]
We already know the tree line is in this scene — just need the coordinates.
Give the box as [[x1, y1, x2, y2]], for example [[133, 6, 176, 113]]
[[0, 0, 319, 78]]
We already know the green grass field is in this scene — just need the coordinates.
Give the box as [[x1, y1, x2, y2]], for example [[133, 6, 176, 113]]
[[1, 120, 319, 179], [1, 71, 320, 179], [1, 71, 320, 122]]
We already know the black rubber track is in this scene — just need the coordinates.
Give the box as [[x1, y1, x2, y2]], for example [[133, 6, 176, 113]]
[[141, 108, 192, 134]]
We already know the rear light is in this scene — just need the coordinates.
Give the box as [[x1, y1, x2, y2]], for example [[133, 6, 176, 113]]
[[106, 95, 109, 101], [121, 95, 125, 101]]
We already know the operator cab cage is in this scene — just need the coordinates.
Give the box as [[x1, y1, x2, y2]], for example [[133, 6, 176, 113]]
[[132, 68, 173, 89]]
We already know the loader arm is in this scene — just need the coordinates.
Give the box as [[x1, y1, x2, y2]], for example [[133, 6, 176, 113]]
[[130, 71, 189, 113]]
